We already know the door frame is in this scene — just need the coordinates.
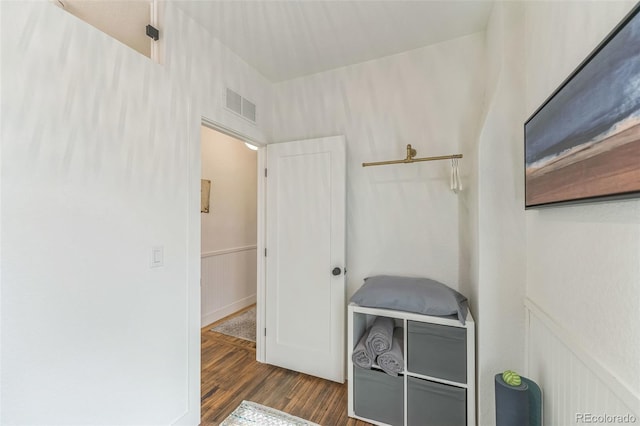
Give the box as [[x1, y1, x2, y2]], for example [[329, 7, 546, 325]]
[[200, 117, 266, 363]]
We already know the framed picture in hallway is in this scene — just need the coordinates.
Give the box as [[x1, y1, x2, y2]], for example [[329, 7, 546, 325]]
[[524, 4, 640, 208], [201, 179, 211, 213]]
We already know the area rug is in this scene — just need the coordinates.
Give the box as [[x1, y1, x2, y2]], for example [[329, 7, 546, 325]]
[[220, 401, 319, 426], [211, 307, 256, 342]]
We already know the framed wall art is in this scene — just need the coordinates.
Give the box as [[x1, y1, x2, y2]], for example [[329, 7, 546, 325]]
[[525, 4, 640, 208]]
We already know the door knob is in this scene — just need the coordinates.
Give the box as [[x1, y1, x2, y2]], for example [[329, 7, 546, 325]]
[[332, 267, 342, 276]]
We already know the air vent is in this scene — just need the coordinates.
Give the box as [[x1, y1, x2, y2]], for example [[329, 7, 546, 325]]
[[226, 88, 242, 115], [242, 98, 256, 122], [225, 87, 257, 124]]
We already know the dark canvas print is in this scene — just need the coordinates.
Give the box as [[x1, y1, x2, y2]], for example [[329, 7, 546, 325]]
[[525, 7, 640, 207]]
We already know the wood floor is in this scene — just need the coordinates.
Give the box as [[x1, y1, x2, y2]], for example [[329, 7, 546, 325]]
[[201, 307, 372, 425]]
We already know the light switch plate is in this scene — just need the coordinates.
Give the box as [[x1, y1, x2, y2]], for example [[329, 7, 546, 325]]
[[151, 246, 164, 268]]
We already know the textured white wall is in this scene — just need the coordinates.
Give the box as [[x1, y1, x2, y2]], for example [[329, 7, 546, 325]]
[[0, 1, 270, 424], [270, 34, 485, 297], [476, 1, 640, 424], [165, 5, 271, 144], [524, 0, 640, 405], [1, 4, 188, 423], [474, 4, 527, 425]]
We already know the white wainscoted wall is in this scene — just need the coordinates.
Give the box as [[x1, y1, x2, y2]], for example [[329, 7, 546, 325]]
[[526, 299, 639, 425], [201, 126, 257, 327], [201, 246, 257, 326]]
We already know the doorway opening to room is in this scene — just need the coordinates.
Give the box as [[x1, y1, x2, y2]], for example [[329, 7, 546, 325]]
[[199, 124, 260, 420], [198, 126, 351, 424], [200, 124, 258, 331]]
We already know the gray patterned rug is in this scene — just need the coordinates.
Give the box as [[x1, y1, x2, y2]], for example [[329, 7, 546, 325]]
[[220, 401, 319, 426], [211, 307, 256, 342]]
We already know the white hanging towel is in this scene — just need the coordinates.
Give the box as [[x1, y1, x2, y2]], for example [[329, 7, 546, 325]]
[[451, 158, 462, 193]]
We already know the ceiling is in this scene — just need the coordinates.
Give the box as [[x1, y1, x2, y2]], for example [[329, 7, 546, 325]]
[[174, 1, 494, 82]]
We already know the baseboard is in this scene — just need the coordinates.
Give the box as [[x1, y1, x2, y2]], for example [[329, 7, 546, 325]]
[[171, 409, 197, 426], [201, 294, 256, 328]]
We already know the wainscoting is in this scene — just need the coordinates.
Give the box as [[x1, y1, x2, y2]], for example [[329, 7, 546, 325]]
[[201, 245, 257, 327], [525, 299, 639, 425]]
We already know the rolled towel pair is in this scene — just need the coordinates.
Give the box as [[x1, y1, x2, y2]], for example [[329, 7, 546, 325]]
[[377, 327, 404, 376], [352, 316, 393, 369]]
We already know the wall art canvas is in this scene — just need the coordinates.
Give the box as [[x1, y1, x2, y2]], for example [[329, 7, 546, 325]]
[[525, 6, 640, 208]]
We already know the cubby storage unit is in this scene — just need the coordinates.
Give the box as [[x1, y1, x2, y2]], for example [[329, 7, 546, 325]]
[[348, 303, 475, 426]]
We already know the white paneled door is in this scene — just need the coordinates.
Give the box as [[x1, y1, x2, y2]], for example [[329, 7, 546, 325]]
[[265, 136, 346, 383]]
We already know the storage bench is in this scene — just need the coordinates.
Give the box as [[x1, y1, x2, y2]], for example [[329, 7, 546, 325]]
[[347, 304, 475, 426]]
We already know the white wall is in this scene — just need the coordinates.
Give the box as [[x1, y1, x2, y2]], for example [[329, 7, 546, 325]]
[[200, 127, 257, 326], [526, 300, 640, 424], [477, 1, 640, 424], [201, 248, 257, 327], [0, 1, 270, 424], [472, 3, 528, 425], [270, 34, 485, 297], [6, 2, 639, 425], [165, 5, 271, 145], [201, 127, 257, 253], [523, 1, 640, 421]]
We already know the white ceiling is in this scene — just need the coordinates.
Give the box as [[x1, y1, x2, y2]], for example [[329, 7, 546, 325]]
[[174, 1, 494, 82]]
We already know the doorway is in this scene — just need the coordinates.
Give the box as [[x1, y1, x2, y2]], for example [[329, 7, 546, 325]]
[[197, 123, 346, 400], [200, 124, 258, 329]]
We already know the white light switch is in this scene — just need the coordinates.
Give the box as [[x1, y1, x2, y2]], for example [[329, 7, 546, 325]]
[[151, 246, 164, 268]]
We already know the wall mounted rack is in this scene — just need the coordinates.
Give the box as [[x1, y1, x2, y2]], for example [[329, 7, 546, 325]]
[[362, 144, 462, 167]]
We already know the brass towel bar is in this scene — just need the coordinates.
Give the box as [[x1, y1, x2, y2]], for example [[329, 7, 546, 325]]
[[362, 144, 463, 167]]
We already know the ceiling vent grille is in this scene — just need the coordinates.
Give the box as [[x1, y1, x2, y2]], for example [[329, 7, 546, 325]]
[[226, 88, 257, 124]]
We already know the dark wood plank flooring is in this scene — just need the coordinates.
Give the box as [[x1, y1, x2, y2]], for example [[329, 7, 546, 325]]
[[201, 308, 372, 425]]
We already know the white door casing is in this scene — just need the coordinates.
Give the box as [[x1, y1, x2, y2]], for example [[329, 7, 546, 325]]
[[265, 136, 346, 383]]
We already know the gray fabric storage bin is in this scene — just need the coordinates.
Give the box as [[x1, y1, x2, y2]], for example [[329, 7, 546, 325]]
[[407, 321, 467, 383], [354, 366, 404, 425], [407, 377, 466, 426]]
